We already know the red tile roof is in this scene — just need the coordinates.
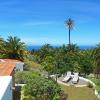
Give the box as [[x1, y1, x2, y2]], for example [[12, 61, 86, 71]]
[[0, 59, 20, 76]]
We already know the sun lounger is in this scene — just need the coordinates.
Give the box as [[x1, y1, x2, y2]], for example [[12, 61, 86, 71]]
[[62, 71, 72, 82], [72, 73, 79, 84]]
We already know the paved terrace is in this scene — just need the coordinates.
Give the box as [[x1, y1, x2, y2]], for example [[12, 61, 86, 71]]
[[58, 76, 88, 86]]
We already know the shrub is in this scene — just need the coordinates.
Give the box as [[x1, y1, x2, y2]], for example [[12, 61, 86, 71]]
[[22, 76, 61, 99], [87, 82, 93, 88], [15, 71, 39, 84], [23, 59, 41, 73], [88, 74, 95, 78]]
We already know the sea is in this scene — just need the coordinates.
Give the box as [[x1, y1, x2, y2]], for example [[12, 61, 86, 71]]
[[27, 45, 95, 51]]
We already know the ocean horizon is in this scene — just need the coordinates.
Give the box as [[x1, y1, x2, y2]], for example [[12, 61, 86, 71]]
[[27, 45, 95, 51]]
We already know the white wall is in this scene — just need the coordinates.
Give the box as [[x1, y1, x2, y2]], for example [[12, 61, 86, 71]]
[[0, 76, 12, 100], [15, 62, 24, 71]]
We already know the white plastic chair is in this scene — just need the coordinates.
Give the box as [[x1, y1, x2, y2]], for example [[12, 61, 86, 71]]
[[62, 71, 72, 82], [72, 73, 79, 84]]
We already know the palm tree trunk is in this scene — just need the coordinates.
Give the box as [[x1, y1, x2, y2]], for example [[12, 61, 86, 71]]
[[68, 26, 71, 51], [69, 27, 71, 45]]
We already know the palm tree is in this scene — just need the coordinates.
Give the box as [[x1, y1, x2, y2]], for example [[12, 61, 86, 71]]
[[65, 18, 74, 45], [0, 36, 5, 53], [92, 44, 100, 77], [5, 36, 26, 60], [0, 36, 4, 44]]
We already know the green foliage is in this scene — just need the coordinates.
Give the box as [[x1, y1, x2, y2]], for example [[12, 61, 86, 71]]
[[37, 44, 54, 63], [89, 77, 100, 93], [0, 36, 5, 52], [22, 76, 61, 99], [0, 36, 7, 57], [92, 44, 100, 77], [4, 36, 26, 60], [87, 82, 93, 88], [73, 61, 80, 72], [54, 44, 80, 73], [96, 86, 100, 93], [89, 78, 100, 86], [79, 49, 94, 75], [15, 71, 39, 84], [0, 54, 9, 59], [33, 43, 94, 75], [41, 56, 55, 75], [23, 58, 41, 72], [0, 35, 98, 77]]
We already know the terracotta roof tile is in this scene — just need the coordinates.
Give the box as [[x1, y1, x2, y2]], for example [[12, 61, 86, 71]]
[[0, 59, 20, 76]]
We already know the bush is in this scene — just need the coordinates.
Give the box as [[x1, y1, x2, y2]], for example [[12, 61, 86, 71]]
[[15, 71, 39, 84], [22, 76, 61, 99], [87, 82, 93, 88], [88, 74, 95, 78], [23, 59, 41, 72]]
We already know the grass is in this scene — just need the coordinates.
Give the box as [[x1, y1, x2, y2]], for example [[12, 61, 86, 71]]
[[88, 77, 100, 93], [60, 84, 99, 100]]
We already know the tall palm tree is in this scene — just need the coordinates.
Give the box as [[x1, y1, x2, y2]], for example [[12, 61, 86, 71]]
[[65, 18, 74, 45], [5, 36, 26, 60]]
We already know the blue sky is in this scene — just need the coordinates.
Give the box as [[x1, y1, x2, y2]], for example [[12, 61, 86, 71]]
[[0, 0, 100, 46]]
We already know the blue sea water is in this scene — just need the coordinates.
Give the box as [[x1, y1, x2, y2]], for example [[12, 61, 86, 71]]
[[79, 45, 95, 49], [27, 45, 95, 51], [27, 45, 42, 51]]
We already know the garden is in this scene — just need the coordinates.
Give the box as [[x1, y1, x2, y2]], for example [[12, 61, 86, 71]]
[[0, 36, 100, 100]]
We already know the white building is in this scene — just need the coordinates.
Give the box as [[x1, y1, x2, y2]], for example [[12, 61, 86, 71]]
[[15, 62, 24, 71], [0, 59, 24, 100], [0, 76, 12, 100]]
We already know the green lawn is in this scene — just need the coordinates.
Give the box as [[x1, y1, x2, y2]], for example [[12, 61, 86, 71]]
[[60, 84, 99, 100], [88, 77, 100, 92]]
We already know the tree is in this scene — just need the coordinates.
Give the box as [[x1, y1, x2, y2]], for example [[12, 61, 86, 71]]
[[0, 36, 5, 53], [54, 46, 68, 74], [41, 56, 55, 78], [38, 44, 54, 63], [22, 76, 61, 100], [65, 44, 80, 72], [92, 44, 100, 77], [65, 18, 74, 46], [79, 49, 94, 75], [5, 36, 26, 60]]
